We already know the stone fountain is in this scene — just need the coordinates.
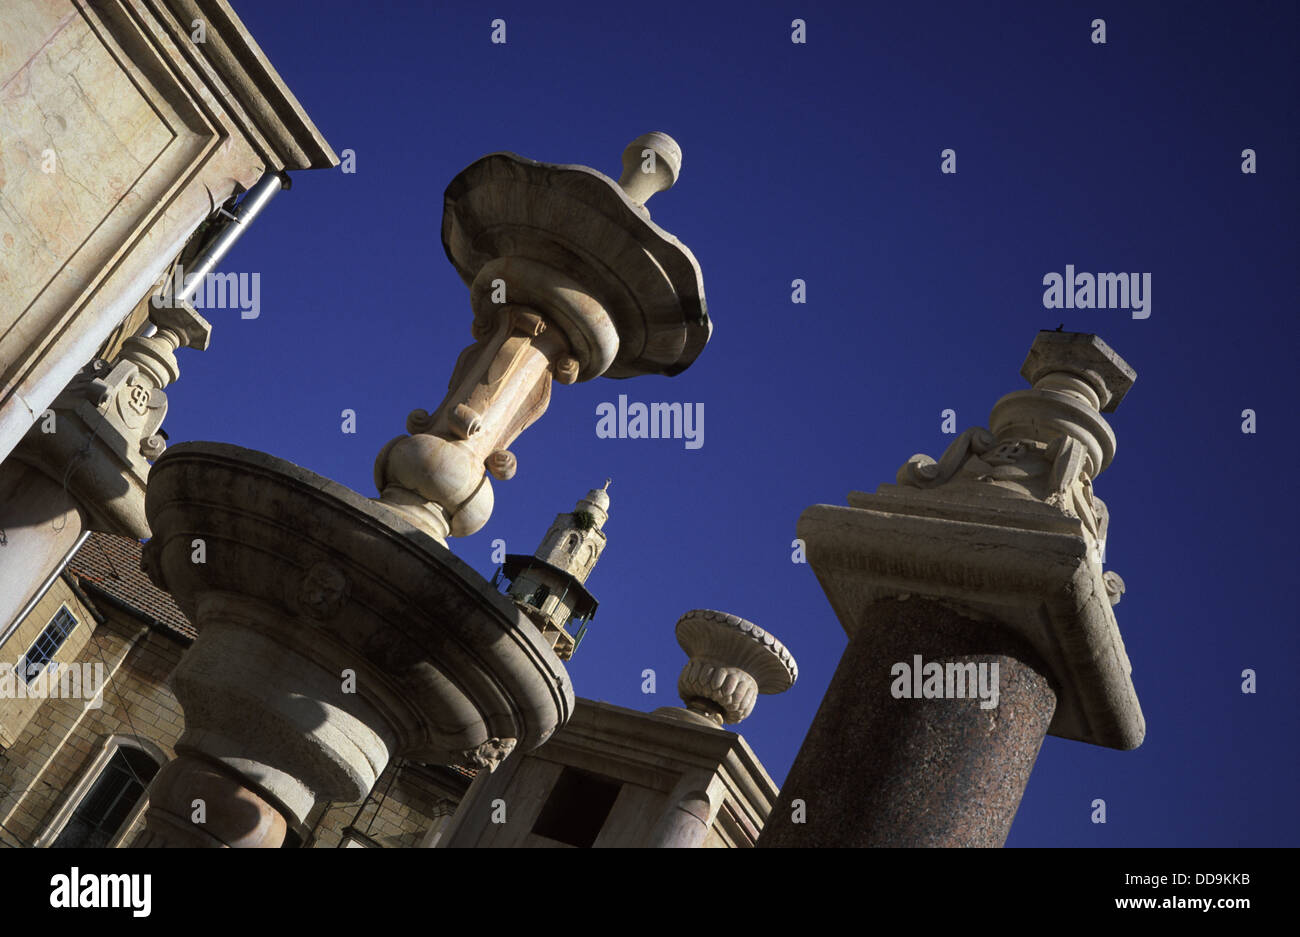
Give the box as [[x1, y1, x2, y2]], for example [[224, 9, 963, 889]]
[[134, 133, 711, 847]]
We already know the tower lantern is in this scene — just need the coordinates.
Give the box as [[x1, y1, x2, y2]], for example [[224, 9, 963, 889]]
[[498, 481, 611, 660]]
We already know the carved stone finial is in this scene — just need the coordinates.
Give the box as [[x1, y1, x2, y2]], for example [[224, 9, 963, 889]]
[[891, 332, 1134, 556], [838, 332, 1143, 750], [1018, 330, 1134, 413], [618, 132, 682, 207], [108, 301, 212, 459], [989, 330, 1135, 478], [121, 302, 211, 387], [15, 298, 214, 539], [667, 610, 797, 727]]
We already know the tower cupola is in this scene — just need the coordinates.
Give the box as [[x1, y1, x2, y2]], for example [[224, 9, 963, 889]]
[[496, 481, 611, 660]]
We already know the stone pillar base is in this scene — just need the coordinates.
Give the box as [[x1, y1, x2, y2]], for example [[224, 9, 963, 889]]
[[134, 753, 287, 848]]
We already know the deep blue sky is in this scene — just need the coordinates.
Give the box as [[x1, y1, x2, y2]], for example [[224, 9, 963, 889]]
[[163, 1, 1298, 846]]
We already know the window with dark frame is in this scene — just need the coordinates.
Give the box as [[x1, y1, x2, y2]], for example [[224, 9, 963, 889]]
[[531, 766, 622, 847], [17, 606, 78, 686], [51, 746, 160, 848]]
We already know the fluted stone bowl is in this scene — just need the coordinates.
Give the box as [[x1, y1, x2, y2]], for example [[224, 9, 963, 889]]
[[143, 442, 574, 778], [674, 610, 798, 725], [442, 150, 710, 380]]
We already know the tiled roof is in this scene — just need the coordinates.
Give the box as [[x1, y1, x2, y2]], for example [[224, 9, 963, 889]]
[[65, 532, 196, 641]]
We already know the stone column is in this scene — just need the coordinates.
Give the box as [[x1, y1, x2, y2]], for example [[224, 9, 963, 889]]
[[131, 591, 395, 848], [133, 754, 289, 848], [760, 332, 1144, 849], [646, 777, 715, 848], [374, 277, 582, 542], [762, 598, 1056, 847]]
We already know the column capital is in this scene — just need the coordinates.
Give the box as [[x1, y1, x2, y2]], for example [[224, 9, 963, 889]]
[[802, 331, 1143, 750]]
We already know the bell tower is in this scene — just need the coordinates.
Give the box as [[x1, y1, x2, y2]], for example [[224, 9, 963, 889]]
[[498, 481, 610, 660]]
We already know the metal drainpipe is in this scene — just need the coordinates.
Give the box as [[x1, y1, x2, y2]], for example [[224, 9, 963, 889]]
[[156, 170, 290, 311]]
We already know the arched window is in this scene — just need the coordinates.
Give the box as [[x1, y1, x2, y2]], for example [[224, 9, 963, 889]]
[[565, 534, 579, 554], [39, 736, 163, 848]]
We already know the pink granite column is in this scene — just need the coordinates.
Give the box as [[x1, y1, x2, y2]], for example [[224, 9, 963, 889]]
[[758, 597, 1056, 848], [761, 332, 1144, 848]]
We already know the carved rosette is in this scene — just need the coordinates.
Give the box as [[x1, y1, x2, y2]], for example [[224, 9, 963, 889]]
[[670, 610, 797, 727], [14, 301, 212, 540]]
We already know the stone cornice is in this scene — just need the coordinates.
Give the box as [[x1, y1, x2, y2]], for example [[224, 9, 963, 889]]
[[140, 0, 338, 169]]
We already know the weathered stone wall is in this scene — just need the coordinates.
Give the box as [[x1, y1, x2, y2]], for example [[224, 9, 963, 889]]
[[0, 582, 186, 847], [0, 577, 97, 748]]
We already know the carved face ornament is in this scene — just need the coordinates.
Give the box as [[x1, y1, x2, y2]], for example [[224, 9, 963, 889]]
[[297, 562, 349, 620]]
